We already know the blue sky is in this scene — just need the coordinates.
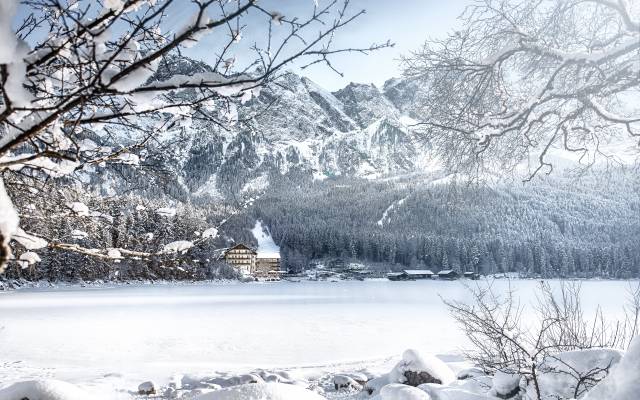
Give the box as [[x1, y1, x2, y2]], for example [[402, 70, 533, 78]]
[[181, 0, 469, 90], [13, 0, 469, 91]]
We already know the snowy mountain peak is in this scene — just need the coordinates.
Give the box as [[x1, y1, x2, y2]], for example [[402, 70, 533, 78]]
[[91, 55, 431, 200]]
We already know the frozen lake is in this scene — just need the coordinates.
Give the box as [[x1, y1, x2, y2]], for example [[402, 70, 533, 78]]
[[0, 279, 633, 392]]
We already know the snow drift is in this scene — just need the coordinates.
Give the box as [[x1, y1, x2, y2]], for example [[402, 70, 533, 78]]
[[192, 382, 325, 400], [583, 337, 640, 400], [0, 380, 94, 400]]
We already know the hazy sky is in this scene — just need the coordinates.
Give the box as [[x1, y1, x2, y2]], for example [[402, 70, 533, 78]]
[[13, 0, 469, 91], [170, 0, 469, 90]]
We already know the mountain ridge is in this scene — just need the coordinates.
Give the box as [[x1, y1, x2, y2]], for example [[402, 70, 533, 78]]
[[84, 54, 431, 202]]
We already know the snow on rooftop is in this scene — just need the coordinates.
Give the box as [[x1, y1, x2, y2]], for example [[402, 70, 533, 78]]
[[404, 270, 434, 275], [251, 220, 280, 259], [438, 270, 454, 274]]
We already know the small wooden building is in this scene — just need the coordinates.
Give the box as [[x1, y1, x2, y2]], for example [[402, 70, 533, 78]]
[[437, 269, 459, 280], [463, 271, 479, 280], [387, 272, 410, 281], [403, 269, 434, 280], [223, 244, 256, 276]]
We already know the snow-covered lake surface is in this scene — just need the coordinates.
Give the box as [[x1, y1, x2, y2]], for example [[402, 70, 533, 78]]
[[0, 279, 632, 396]]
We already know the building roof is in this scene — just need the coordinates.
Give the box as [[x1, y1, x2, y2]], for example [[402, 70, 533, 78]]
[[387, 272, 406, 277], [438, 269, 456, 275], [225, 243, 257, 254], [257, 253, 280, 259], [404, 269, 434, 275]]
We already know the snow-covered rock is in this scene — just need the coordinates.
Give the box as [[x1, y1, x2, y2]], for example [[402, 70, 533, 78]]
[[583, 337, 640, 400], [448, 374, 493, 396], [532, 348, 623, 399], [379, 383, 430, 400], [390, 350, 456, 386], [137, 380, 155, 395], [489, 371, 521, 399], [180, 374, 223, 390], [0, 379, 91, 400], [418, 383, 488, 400], [364, 375, 391, 396], [333, 374, 362, 391], [192, 382, 326, 400], [344, 371, 369, 385]]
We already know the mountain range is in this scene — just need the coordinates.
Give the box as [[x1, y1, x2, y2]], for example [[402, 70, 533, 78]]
[[84, 55, 434, 202]]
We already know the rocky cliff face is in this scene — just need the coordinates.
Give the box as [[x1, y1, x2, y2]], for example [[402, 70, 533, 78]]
[[86, 56, 431, 201]]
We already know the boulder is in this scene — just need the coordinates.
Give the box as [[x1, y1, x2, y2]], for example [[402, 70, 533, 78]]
[[390, 350, 455, 387], [364, 375, 391, 396], [489, 371, 521, 399], [138, 381, 156, 395], [0, 380, 90, 400], [345, 372, 369, 385], [404, 370, 443, 386], [583, 337, 640, 400], [333, 375, 362, 391], [531, 348, 623, 399]]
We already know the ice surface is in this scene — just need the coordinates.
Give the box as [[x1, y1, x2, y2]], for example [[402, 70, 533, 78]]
[[0, 280, 631, 398]]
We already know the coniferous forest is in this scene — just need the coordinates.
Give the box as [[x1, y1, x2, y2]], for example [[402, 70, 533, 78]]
[[252, 171, 640, 278]]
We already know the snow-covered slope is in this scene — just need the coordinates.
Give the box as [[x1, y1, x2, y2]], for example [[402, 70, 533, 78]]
[[251, 220, 280, 258], [84, 55, 432, 200]]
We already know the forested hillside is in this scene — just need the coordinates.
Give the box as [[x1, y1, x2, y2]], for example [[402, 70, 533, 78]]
[[253, 171, 640, 278], [2, 55, 638, 284]]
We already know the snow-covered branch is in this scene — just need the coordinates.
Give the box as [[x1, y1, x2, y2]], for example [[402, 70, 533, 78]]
[[0, 0, 389, 271], [402, 0, 640, 180]]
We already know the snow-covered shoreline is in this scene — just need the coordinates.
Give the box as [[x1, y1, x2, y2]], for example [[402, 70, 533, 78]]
[[0, 280, 636, 399], [2, 274, 637, 293], [2, 343, 638, 399], [0, 277, 245, 293]]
